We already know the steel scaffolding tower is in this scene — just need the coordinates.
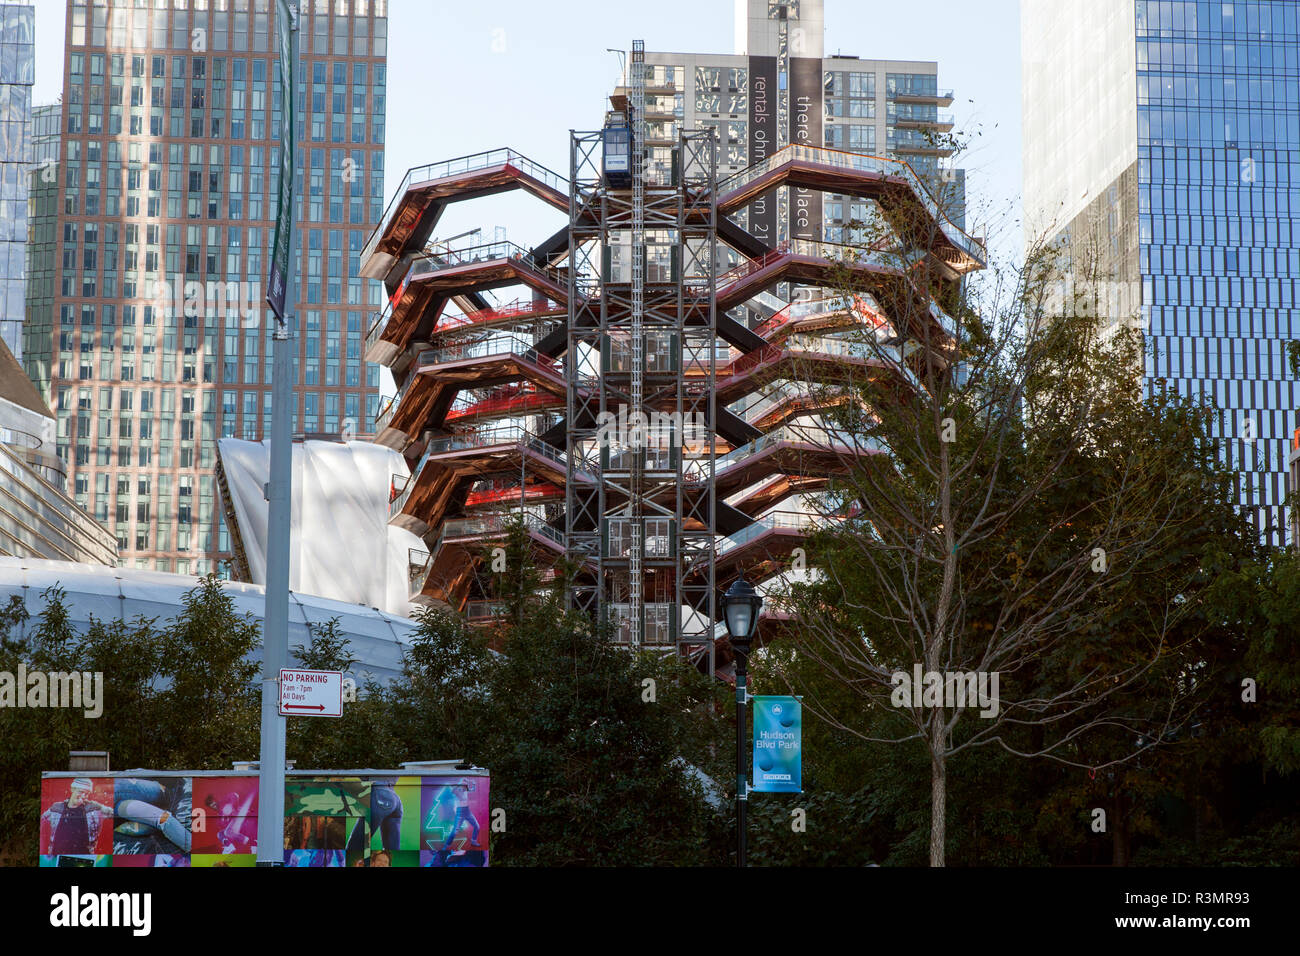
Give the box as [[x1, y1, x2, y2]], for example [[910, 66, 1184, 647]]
[[566, 43, 719, 669]]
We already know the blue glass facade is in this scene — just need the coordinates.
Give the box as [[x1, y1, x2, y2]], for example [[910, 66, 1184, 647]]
[[0, 3, 33, 361], [1137, 0, 1300, 542]]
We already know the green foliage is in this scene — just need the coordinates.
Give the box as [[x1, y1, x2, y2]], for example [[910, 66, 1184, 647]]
[[2, 495, 1292, 866], [0, 577, 264, 865], [468, 600, 727, 865]]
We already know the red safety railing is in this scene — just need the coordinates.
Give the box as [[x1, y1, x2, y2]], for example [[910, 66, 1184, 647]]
[[464, 482, 563, 508], [445, 388, 558, 422], [716, 242, 792, 290], [436, 296, 564, 333], [753, 293, 891, 340], [719, 343, 785, 380]]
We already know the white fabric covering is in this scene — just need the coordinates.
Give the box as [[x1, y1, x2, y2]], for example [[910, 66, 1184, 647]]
[[217, 439, 423, 617]]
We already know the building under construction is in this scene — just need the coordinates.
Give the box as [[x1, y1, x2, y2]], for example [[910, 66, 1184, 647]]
[[359, 34, 983, 678]]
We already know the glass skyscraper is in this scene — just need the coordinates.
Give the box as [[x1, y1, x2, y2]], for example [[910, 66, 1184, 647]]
[[1023, 0, 1300, 543], [23, 102, 59, 401], [41, 0, 388, 576], [0, 2, 33, 362]]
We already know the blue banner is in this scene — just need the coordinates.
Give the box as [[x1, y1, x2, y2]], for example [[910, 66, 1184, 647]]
[[752, 696, 801, 793]]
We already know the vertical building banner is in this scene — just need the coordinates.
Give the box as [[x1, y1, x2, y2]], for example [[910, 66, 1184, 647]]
[[748, 55, 778, 247], [752, 696, 802, 793], [266, 0, 296, 325], [790, 56, 823, 242]]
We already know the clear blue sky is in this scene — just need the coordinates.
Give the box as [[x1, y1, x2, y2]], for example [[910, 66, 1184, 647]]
[[32, 0, 1024, 262]]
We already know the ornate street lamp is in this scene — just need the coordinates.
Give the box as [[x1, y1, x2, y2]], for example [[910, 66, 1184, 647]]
[[722, 576, 762, 867]]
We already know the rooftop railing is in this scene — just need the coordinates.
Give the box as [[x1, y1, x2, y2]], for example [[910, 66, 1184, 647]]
[[364, 149, 568, 260], [374, 393, 401, 434], [415, 334, 561, 376], [716, 144, 985, 265], [434, 296, 565, 334], [363, 308, 389, 355], [715, 511, 833, 557]]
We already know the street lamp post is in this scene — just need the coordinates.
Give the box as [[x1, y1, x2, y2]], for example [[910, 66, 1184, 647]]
[[723, 577, 762, 868]]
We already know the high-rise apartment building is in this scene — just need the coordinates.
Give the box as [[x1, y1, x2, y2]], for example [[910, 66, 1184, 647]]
[[0, 2, 33, 361], [633, 0, 964, 251], [43, 0, 388, 575], [1022, 0, 1300, 542]]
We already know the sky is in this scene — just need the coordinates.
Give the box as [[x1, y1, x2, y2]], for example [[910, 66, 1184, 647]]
[[29, 0, 1025, 263]]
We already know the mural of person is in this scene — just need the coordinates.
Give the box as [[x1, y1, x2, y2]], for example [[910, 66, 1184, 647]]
[[442, 782, 482, 852], [370, 783, 403, 851], [113, 778, 192, 854], [41, 778, 113, 856], [204, 789, 256, 853]]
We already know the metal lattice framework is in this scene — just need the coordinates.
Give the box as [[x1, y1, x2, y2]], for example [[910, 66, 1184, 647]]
[[359, 39, 987, 682], [566, 50, 718, 669]]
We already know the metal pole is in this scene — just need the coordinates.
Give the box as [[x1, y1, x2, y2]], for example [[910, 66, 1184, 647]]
[[736, 648, 748, 867], [256, 4, 298, 867]]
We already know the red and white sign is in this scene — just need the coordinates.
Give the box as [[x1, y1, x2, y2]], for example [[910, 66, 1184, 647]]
[[279, 668, 344, 718]]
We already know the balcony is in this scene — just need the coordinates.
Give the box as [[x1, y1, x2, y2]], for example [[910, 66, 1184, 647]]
[[432, 296, 565, 336], [361, 148, 569, 279], [374, 391, 400, 430], [888, 130, 957, 158], [407, 547, 431, 595], [413, 334, 565, 394], [891, 111, 955, 131], [887, 87, 954, 106], [441, 511, 565, 549], [409, 511, 568, 607], [395, 240, 570, 309], [363, 309, 389, 362], [712, 330, 920, 404], [752, 292, 891, 342], [389, 423, 591, 531], [715, 511, 827, 558], [715, 146, 987, 271]]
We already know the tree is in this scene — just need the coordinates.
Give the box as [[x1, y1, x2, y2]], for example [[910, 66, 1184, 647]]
[[391, 520, 730, 865], [0, 578, 267, 865], [760, 180, 1256, 863]]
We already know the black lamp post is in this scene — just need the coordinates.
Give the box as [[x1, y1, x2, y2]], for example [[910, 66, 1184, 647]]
[[722, 576, 762, 867]]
